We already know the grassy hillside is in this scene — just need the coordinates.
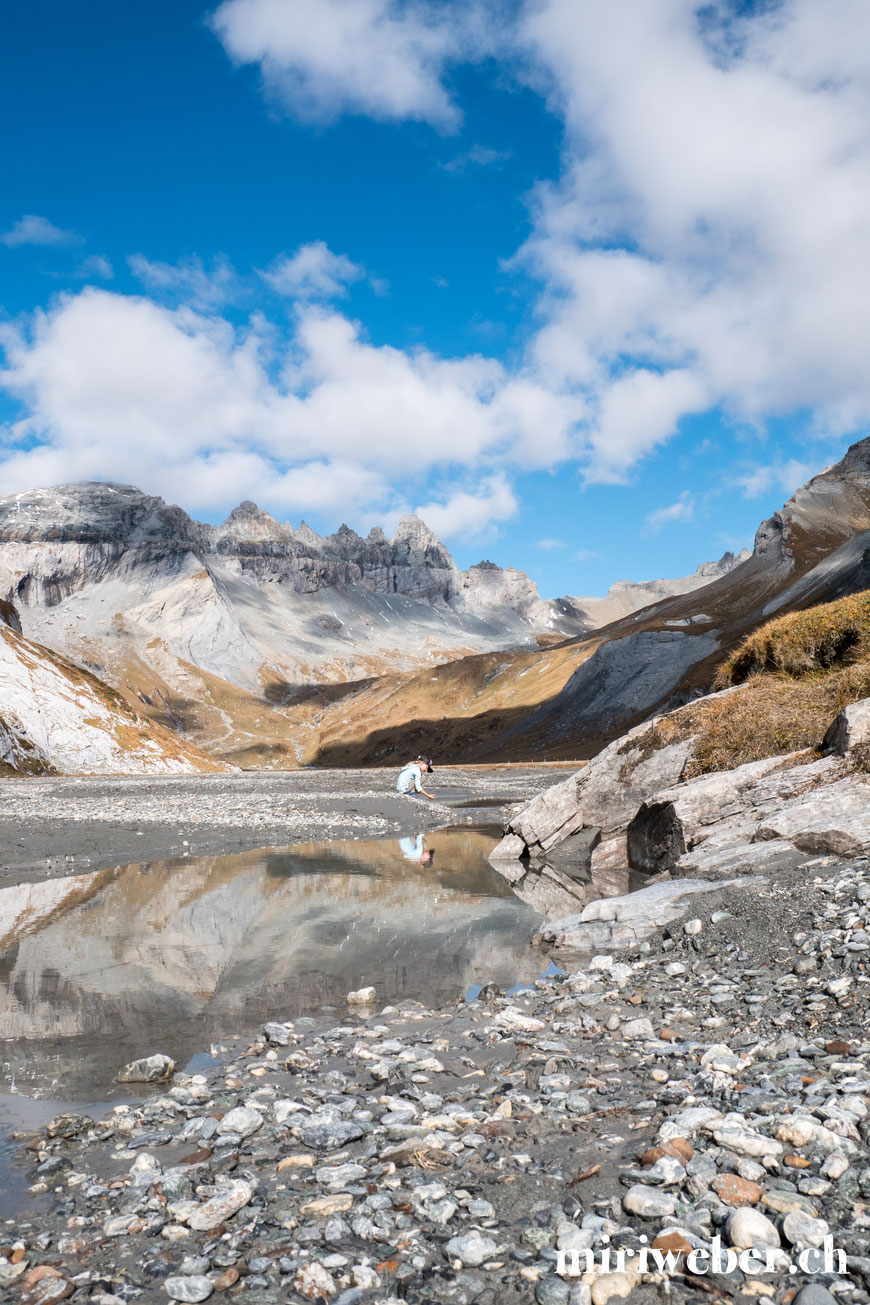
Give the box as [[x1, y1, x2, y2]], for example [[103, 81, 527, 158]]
[[634, 591, 870, 777]]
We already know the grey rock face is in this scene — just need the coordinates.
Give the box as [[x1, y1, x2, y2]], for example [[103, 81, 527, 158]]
[[508, 629, 721, 750], [492, 715, 697, 862], [0, 483, 591, 698], [534, 875, 757, 951], [823, 698, 870, 755]]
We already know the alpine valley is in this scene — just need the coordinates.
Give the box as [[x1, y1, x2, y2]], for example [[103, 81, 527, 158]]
[[1, 434, 870, 774]]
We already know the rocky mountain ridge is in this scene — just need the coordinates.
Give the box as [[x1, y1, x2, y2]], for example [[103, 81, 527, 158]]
[[291, 437, 870, 770], [0, 481, 750, 767], [2, 435, 869, 771]]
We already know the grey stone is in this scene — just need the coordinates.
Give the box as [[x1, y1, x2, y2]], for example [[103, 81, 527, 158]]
[[536, 1276, 572, 1305], [117, 1053, 175, 1083], [444, 1232, 500, 1266], [301, 1119, 366, 1150], [792, 1288, 838, 1305], [823, 697, 870, 755]]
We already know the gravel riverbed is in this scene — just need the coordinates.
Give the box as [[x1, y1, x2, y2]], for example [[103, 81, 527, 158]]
[[4, 847, 870, 1305], [0, 767, 567, 881]]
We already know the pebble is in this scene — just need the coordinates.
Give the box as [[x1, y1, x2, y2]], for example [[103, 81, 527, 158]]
[[216, 1105, 263, 1137], [6, 844, 870, 1305], [622, 1184, 677, 1218], [444, 1233, 500, 1266], [727, 1207, 780, 1249], [163, 1277, 213, 1303], [293, 1262, 337, 1299], [792, 1287, 838, 1305], [781, 1210, 830, 1248], [186, 1180, 253, 1231], [712, 1173, 762, 1206]]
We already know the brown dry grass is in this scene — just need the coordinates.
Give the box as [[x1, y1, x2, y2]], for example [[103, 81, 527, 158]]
[[631, 591, 870, 777], [719, 591, 870, 683]]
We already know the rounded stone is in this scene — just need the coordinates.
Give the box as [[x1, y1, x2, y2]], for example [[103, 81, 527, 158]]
[[590, 1272, 636, 1305], [445, 1232, 499, 1266], [792, 1287, 838, 1305], [164, 1276, 213, 1303], [346, 986, 376, 1005], [782, 1211, 830, 1249], [536, 1276, 571, 1305], [622, 1184, 677, 1218], [117, 1054, 175, 1083], [216, 1105, 263, 1138], [712, 1173, 763, 1207], [727, 1207, 780, 1250]]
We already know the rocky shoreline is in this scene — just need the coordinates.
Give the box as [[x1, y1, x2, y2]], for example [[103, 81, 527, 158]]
[[4, 846, 870, 1305]]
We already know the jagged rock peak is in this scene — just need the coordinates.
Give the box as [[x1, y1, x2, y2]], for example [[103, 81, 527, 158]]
[[753, 434, 870, 560], [216, 500, 292, 541], [390, 515, 455, 569], [294, 520, 322, 549], [694, 548, 751, 578]]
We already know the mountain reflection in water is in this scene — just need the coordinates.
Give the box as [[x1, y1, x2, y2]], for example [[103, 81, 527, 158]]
[[0, 825, 544, 1097]]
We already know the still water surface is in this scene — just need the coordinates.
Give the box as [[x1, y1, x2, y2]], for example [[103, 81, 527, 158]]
[[0, 824, 546, 1101]]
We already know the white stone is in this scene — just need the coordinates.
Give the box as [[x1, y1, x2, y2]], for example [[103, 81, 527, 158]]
[[728, 1208, 780, 1250], [216, 1106, 263, 1138], [621, 1018, 655, 1040], [347, 987, 376, 1005], [622, 1184, 677, 1218]]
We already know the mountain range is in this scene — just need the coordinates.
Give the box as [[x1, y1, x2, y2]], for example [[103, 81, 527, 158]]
[[1, 435, 869, 773]]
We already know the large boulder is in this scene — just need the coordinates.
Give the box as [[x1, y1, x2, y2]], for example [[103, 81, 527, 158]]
[[755, 777, 870, 857], [490, 720, 697, 862], [823, 697, 870, 755], [626, 754, 842, 874], [533, 875, 759, 951]]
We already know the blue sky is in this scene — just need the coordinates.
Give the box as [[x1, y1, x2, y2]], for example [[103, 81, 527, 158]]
[[1, 0, 867, 599]]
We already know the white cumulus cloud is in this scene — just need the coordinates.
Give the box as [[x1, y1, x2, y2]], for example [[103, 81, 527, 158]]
[[0, 288, 575, 535], [518, 0, 870, 475], [261, 242, 364, 299], [412, 474, 518, 540], [210, 0, 473, 128]]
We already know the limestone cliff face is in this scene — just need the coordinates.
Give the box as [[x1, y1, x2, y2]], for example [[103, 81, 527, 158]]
[[0, 484, 592, 738], [0, 482, 559, 623], [0, 601, 228, 776]]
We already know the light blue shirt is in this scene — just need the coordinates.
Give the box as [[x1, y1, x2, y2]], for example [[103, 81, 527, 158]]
[[396, 762, 423, 793], [399, 834, 425, 861]]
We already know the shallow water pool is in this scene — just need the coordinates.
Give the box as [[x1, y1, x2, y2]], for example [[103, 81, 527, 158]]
[[0, 824, 546, 1101]]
